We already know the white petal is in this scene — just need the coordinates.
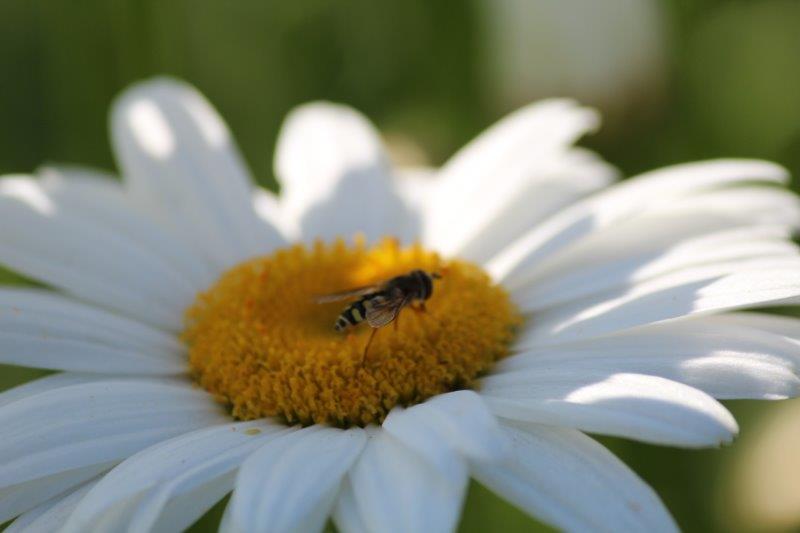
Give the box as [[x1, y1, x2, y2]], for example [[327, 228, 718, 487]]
[[5, 477, 99, 533], [393, 168, 438, 244], [497, 315, 800, 400], [0, 380, 226, 493], [505, 186, 800, 299], [348, 429, 467, 533], [274, 102, 415, 242], [393, 167, 436, 208], [252, 187, 298, 242], [481, 372, 738, 447], [652, 186, 800, 228], [0, 177, 190, 329], [222, 426, 366, 533], [434, 99, 600, 193], [382, 412, 465, 487], [711, 311, 800, 342], [512, 216, 797, 311], [0, 288, 182, 352], [332, 478, 370, 533], [37, 165, 217, 289], [0, 464, 112, 525], [438, 148, 618, 264], [489, 159, 790, 283], [0, 288, 185, 374], [382, 391, 507, 483], [520, 259, 800, 345], [0, 335, 185, 375], [473, 422, 677, 532], [0, 336, 182, 375], [0, 373, 108, 409], [62, 420, 289, 533], [111, 78, 284, 270], [504, 187, 800, 305], [425, 100, 605, 258]]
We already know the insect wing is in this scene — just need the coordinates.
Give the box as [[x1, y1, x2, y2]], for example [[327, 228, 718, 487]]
[[365, 291, 409, 328], [314, 284, 382, 304]]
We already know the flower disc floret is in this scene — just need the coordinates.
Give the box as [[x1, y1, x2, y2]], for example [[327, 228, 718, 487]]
[[185, 238, 520, 426]]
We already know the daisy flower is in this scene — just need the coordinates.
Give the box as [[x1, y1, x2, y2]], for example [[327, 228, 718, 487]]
[[2, 78, 800, 533]]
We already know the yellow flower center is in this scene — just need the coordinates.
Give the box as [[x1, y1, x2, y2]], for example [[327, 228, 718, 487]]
[[184, 238, 520, 427]]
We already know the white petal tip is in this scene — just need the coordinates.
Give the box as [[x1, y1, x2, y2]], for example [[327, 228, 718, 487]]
[[713, 418, 739, 448], [275, 101, 384, 182], [517, 98, 602, 134], [698, 159, 789, 183], [112, 77, 232, 159]]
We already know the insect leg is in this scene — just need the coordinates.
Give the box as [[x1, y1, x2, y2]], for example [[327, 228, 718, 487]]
[[362, 328, 378, 365]]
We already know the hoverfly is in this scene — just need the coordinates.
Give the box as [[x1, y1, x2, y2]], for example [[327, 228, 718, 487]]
[[316, 269, 441, 364]]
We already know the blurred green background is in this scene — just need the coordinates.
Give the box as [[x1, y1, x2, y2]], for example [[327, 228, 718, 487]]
[[2, 1, 800, 531]]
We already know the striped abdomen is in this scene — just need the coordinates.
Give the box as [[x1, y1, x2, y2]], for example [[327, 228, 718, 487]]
[[334, 298, 368, 331], [334, 293, 387, 331]]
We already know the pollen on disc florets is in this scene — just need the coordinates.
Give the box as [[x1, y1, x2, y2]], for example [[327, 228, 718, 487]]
[[184, 237, 521, 427]]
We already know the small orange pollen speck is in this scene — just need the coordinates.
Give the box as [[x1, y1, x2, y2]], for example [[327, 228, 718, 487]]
[[183, 238, 520, 427], [244, 428, 262, 435]]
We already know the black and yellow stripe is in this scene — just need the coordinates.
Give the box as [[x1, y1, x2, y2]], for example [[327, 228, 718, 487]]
[[334, 298, 369, 331], [328, 270, 438, 333], [333, 293, 389, 331]]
